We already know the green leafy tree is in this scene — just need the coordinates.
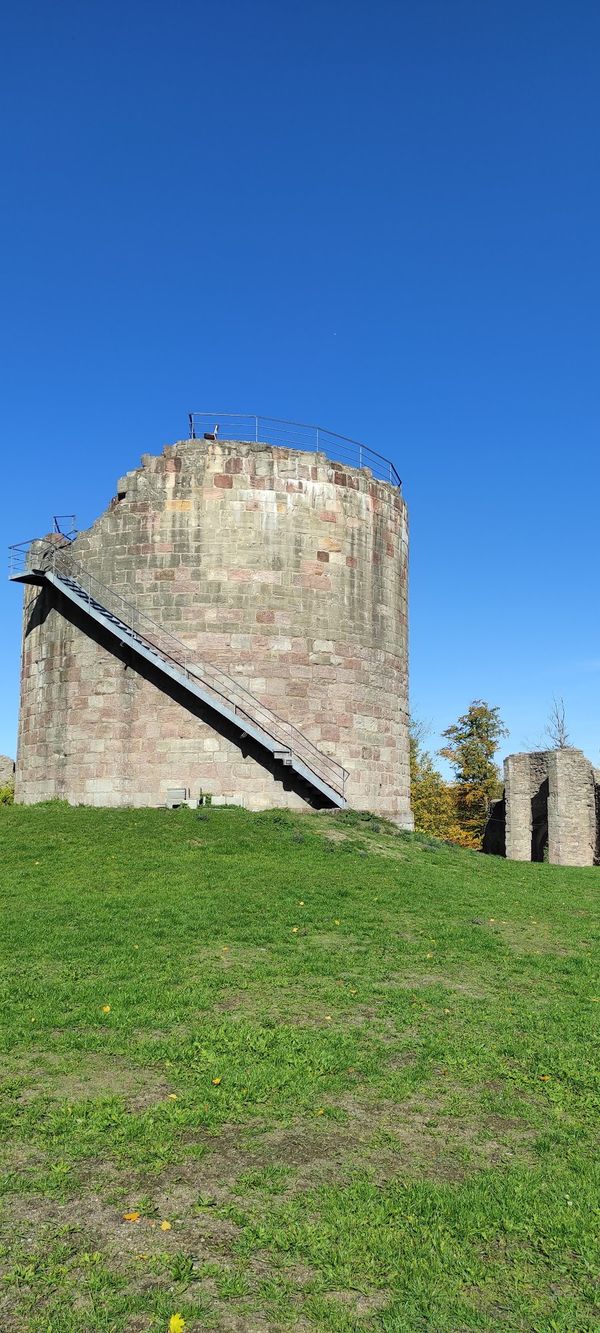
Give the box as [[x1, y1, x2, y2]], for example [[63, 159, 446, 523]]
[[439, 701, 508, 848], [409, 719, 460, 841]]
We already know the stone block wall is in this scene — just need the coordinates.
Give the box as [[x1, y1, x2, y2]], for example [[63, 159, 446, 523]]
[[16, 439, 412, 823], [546, 749, 597, 868], [504, 752, 548, 861], [495, 748, 599, 867]]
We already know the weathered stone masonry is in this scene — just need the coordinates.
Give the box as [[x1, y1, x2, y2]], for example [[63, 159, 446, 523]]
[[16, 439, 412, 822], [484, 748, 599, 867]]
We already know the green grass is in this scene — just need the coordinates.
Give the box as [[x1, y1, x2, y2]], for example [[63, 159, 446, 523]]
[[0, 803, 598, 1332]]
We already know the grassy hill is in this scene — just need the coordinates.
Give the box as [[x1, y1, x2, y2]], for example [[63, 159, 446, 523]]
[[0, 804, 598, 1332]]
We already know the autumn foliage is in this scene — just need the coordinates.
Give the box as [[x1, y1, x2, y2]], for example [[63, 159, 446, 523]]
[[409, 723, 462, 843], [411, 702, 507, 850]]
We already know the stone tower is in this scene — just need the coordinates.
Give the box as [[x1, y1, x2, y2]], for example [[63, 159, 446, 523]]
[[14, 431, 412, 823]]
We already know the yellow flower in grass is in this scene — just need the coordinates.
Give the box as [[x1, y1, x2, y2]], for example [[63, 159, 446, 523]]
[[169, 1316, 186, 1333], [160, 1219, 172, 1231], [101, 1005, 111, 1014], [212, 1076, 222, 1086]]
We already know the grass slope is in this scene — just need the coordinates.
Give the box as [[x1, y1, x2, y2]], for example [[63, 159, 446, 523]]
[[0, 804, 598, 1333]]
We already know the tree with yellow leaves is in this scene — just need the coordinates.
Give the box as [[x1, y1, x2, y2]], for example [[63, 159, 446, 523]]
[[409, 719, 462, 842], [439, 700, 507, 849]]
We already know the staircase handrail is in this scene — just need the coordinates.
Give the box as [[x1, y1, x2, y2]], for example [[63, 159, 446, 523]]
[[21, 539, 348, 796]]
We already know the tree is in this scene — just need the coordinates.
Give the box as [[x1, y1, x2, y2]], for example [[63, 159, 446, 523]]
[[409, 718, 461, 842], [544, 696, 570, 749], [439, 701, 508, 848]]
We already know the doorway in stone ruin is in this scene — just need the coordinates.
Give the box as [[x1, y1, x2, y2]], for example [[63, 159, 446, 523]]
[[531, 777, 549, 862]]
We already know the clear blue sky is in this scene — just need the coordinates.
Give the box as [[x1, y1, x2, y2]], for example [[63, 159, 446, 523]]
[[1, 0, 599, 771]]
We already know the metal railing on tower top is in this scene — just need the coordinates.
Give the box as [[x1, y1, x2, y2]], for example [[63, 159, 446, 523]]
[[187, 413, 401, 488]]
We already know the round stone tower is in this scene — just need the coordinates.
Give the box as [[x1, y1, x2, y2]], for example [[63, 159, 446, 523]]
[[15, 434, 412, 823]]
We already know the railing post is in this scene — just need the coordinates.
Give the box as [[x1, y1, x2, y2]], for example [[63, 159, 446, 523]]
[[189, 413, 195, 440], [255, 416, 259, 442]]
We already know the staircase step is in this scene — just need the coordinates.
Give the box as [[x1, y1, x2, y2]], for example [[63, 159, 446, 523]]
[[46, 564, 347, 807]]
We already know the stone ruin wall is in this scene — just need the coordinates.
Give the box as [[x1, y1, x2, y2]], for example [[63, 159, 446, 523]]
[[493, 748, 599, 868], [16, 439, 412, 823]]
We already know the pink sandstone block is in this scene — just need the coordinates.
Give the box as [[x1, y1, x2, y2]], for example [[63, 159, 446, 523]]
[[228, 568, 253, 582], [301, 561, 328, 576]]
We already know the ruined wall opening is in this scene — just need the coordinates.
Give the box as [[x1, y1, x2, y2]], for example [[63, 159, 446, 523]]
[[531, 777, 549, 863]]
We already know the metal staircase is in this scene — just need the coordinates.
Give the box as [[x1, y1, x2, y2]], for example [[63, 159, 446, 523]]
[[10, 542, 348, 808]]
